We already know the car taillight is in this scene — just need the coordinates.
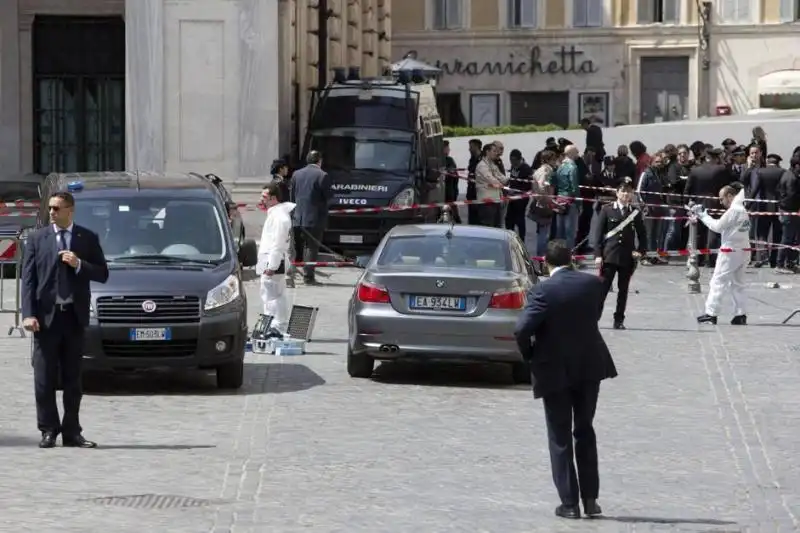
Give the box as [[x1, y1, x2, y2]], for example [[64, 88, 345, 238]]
[[489, 289, 525, 309], [357, 281, 390, 303]]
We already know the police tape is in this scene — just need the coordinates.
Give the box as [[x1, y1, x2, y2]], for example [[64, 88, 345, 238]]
[[0, 211, 37, 217], [0, 202, 39, 208], [244, 190, 800, 218], [284, 245, 799, 269], [447, 168, 781, 204], [530, 247, 771, 262]]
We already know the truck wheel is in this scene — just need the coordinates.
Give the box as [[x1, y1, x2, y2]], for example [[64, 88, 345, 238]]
[[217, 360, 244, 389], [511, 361, 531, 384], [347, 347, 374, 378]]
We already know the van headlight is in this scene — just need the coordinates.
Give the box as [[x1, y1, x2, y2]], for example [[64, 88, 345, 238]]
[[205, 274, 241, 310], [390, 188, 415, 209]]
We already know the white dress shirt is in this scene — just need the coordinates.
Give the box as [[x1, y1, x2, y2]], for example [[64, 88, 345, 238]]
[[53, 223, 80, 303]]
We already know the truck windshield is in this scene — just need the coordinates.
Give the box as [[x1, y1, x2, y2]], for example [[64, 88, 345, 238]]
[[0, 182, 40, 202], [311, 135, 412, 172], [73, 197, 228, 263]]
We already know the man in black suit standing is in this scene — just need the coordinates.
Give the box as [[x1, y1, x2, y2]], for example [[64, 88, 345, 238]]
[[514, 240, 618, 520], [21, 191, 109, 448], [290, 150, 333, 285], [593, 182, 647, 330], [684, 148, 731, 267]]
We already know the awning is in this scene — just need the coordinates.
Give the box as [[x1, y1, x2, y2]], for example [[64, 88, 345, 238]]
[[757, 70, 800, 95]]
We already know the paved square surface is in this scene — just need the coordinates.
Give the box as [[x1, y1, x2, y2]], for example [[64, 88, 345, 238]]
[[0, 262, 797, 533]]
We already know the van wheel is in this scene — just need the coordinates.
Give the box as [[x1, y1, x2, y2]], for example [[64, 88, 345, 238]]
[[347, 347, 374, 378], [511, 361, 531, 384], [217, 360, 244, 389]]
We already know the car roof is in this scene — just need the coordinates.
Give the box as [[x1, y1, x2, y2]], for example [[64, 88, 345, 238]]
[[0, 173, 45, 183], [386, 223, 512, 241], [45, 171, 219, 195]]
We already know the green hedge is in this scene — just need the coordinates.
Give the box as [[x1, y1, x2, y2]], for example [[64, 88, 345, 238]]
[[443, 124, 581, 137]]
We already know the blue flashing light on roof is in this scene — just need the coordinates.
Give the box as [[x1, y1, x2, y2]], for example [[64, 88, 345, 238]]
[[66, 181, 84, 192]]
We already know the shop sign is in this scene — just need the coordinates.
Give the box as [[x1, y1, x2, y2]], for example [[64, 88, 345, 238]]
[[435, 45, 598, 77]]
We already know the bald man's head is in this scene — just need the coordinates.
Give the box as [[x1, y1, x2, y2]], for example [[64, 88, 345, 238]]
[[563, 145, 579, 159]]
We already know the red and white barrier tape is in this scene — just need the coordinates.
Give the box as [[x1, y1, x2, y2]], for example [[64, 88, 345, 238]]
[[0, 201, 39, 208], [0, 211, 37, 217], [447, 168, 781, 204]]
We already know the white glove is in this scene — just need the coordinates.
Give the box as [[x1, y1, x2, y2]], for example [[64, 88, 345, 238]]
[[688, 204, 705, 217]]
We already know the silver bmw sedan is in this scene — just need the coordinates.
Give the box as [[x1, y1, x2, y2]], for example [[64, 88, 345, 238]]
[[347, 223, 538, 383]]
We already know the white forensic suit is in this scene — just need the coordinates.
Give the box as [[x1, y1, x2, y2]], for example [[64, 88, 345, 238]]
[[696, 189, 750, 317], [256, 202, 296, 332]]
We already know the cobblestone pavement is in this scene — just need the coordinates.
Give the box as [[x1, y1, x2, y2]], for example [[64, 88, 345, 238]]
[[0, 264, 798, 533]]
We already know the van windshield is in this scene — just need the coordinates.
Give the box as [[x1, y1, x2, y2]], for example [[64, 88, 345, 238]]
[[73, 197, 228, 263], [310, 132, 413, 172]]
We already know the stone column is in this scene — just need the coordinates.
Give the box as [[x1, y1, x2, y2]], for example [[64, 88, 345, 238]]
[[125, 0, 165, 172], [0, 0, 21, 174], [238, 0, 280, 176]]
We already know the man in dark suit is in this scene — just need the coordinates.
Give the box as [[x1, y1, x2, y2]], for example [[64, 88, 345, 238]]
[[684, 149, 731, 267], [592, 182, 647, 330], [514, 240, 618, 520], [750, 154, 785, 267], [290, 150, 333, 285], [21, 191, 109, 448]]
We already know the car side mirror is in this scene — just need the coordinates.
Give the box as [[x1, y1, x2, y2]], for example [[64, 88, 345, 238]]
[[238, 239, 258, 267], [353, 255, 371, 269]]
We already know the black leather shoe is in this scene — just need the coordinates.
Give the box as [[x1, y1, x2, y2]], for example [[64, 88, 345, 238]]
[[731, 315, 747, 325], [613, 321, 626, 330], [62, 434, 97, 448], [555, 504, 581, 519], [39, 432, 57, 448], [583, 499, 603, 517], [697, 314, 718, 325]]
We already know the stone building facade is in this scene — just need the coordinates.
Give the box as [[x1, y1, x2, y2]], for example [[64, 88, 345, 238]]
[[0, 0, 392, 177]]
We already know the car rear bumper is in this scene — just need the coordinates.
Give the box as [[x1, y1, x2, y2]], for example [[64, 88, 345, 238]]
[[351, 310, 522, 363], [82, 309, 247, 370]]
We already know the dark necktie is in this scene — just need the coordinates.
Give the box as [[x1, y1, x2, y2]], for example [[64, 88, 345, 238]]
[[57, 230, 71, 301]]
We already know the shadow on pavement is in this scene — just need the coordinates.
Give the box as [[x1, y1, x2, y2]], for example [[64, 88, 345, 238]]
[[83, 362, 325, 396], [0, 434, 42, 447], [600, 327, 717, 333], [95, 444, 217, 451], [372, 361, 530, 390], [240, 269, 259, 282], [600, 515, 737, 527]]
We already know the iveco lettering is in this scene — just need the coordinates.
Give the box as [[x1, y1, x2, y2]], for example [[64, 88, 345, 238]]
[[302, 67, 446, 254]]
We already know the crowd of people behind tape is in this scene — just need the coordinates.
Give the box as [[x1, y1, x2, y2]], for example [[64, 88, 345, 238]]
[[444, 124, 800, 275]]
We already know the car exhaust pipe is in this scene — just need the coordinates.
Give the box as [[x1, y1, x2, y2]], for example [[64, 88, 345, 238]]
[[379, 344, 399, 353]]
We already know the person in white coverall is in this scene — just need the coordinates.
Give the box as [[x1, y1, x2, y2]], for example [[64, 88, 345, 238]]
[[257, 182, 296, 332], [692, 185, 750, 325]]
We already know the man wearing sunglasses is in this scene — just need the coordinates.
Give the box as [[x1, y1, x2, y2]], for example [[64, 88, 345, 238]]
[[21, 191, 109, 448]]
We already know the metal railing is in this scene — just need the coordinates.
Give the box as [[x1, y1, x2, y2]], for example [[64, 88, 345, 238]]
[[0, 228, 26, 337]]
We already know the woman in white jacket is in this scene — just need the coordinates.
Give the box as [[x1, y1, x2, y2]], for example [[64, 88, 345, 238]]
[[257, 182, 296, 332], [693, 185, 750, 325]]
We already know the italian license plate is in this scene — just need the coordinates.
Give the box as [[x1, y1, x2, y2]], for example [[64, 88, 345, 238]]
[[340, 235, 363, 244], [129, 327, 171, 341], [410, 295, 466, 311]]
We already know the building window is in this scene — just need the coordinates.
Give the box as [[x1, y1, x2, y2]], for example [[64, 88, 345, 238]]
[[508, 0, 537, 28], [779, 0, 800, 21], [432, 0, 464, 29], [718, 0, 752, 23], [637, 0, 680, 24], [573, 0, 603, 27]]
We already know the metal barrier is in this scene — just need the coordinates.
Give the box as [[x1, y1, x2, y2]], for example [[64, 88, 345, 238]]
[[0, 227, 26, 337]]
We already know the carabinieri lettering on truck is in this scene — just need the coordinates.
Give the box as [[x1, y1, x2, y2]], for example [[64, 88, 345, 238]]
[[331, 184, 389, 192], [337, 198, 368, 205]]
